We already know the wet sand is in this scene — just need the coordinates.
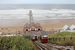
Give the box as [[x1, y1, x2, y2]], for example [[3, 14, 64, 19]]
[[0, 19, 75, 27], [0, 19, 75, 33]]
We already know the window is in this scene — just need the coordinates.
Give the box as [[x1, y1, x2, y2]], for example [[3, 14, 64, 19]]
[[43, 37, 48, 39], [31, 28, 35, 31], [32, 36, 35, 39], [38, 28, 40, 31], [26, 29, 28, 31]]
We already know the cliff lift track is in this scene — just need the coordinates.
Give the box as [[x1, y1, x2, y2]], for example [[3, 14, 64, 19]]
[[33, 41, 49, 50], [33, 41, 66, 50]]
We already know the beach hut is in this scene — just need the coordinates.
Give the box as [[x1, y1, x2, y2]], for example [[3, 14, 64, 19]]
[[70, 25, 75, 30], [60, 25, 75, 32], [0, 32, 2, 36], [60, 25, 70, 32], [62, 25, 70, 31]]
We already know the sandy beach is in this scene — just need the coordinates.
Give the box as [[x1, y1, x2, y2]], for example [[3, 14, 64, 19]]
[[0, 19, 75, 33]]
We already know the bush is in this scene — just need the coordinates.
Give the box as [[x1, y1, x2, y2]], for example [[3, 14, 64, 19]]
[[0, 36, 37, 50]]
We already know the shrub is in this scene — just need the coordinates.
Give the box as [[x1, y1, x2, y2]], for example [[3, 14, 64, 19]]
[[0, 36, 37, 50]]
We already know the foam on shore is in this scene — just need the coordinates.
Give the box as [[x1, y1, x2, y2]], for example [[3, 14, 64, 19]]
[[0, 9, 75, 20]]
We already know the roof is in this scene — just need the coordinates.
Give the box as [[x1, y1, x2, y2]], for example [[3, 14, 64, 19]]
[[62, 25, 70, 30], [70, 25, 75, 30], [41, 31, 47, 36], [36, 23, 41, 27], [30, 22, 38, 27], [24, 22, 41, 28]]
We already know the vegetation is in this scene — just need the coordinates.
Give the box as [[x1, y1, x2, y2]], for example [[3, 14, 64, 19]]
[[38, 36, 41, 41], [48, 31, 75, 38], [0, 36, 38, 50], [48, 31, 75, 46]]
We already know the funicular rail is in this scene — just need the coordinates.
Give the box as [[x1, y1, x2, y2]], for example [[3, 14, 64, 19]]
[[33, 41, 49, 50], [33, 41, 67, 50]]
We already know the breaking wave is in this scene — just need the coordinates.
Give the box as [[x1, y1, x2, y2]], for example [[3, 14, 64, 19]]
[[0, 9, 75, 20]]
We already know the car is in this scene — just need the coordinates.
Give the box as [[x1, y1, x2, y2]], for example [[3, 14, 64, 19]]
[[40, 31, 48, 43], [32, 36, 35, 41], [32, 35, 38, 41]]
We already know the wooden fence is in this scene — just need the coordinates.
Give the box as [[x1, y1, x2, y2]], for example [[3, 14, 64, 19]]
[[48, 37, 74, 41]]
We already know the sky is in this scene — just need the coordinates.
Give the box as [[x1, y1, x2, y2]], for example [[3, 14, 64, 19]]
[[0, 0, 75, 4]]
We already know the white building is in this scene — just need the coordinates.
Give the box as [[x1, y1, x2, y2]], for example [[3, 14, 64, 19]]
[[70, 25, 75, 30], [0, 32, 2, 36], [69, 25, 75, 32], [60, 25, 75, 32]]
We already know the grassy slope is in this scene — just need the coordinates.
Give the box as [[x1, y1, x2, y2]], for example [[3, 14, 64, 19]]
[[48, 32, 75, 38], [48, 32, 75, 46], [0, 36, 38, 50]]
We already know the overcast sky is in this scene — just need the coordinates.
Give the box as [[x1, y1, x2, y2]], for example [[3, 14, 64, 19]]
[[0, 0, 75, 4]]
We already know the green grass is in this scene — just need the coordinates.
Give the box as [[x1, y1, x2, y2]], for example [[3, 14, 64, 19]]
[[38, 36, 41, 41], [48, 31, 75, 38], [0, 36, 38, 50], [48, 31, 75, 46]]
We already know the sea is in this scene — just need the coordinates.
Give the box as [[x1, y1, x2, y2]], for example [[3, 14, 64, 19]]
[[0, 4, 75, 20]]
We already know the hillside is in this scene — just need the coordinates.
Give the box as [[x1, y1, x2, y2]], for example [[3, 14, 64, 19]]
[[48, 32, 75, 47]]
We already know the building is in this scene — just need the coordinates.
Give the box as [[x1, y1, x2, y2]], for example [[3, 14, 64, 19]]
[[70, 25, 75, 30], [60, 25, 70, 32], [24, 10, 42, 32], [60, 25, 75, 32]]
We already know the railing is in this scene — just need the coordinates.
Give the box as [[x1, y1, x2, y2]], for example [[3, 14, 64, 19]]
[[48, 37, 74, 41]]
